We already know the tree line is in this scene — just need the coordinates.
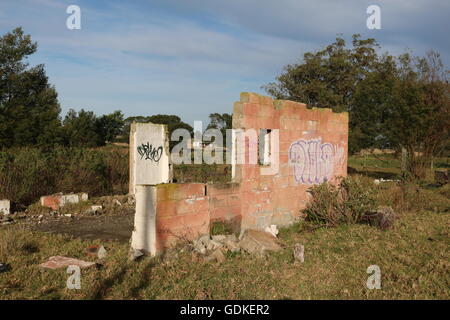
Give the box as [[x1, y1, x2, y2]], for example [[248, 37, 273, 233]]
[[1, 28, 448, 178], [0, 27, 194, 149], [264, 34, 449, 178]]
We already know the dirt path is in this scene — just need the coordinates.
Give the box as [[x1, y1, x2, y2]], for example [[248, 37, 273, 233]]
[[29, 214, 135, 242]]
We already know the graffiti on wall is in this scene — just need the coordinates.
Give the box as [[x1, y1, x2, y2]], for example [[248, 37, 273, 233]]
[[289, 138, 345, 184], [137, 142, 163, 163]]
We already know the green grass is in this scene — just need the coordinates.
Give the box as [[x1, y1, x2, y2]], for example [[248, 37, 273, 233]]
[[1, 207, 448, 299], [0, 154, 448, 300]]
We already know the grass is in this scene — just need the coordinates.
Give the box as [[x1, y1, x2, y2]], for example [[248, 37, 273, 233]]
[[0, 154, 449, 299], [1, 203, 448, 299]]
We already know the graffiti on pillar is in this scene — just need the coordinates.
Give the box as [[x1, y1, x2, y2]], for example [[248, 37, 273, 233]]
[[288, 138, 345, 184], [137, 142, 163, 163]]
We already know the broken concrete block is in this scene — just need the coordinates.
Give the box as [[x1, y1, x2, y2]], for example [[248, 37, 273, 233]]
[[192, 240, 207, 255], [361, 206, 396, 230], [40, 193, 89, 210], [293, 244, 304, 263], [92, 205, 103, 212], [207, 239, 223, 251], [86, 245, 107, 259], [97, 246, 107, 259], [39, 256, 96, 270], [128, 248, 144, 262], [205, 249, 226, 263], [264, 224, 279, 237], [212, 235, 227, 242], [224, 239, 240, 253], [239, 229, 281, 256], [0, 199, 10, 215]]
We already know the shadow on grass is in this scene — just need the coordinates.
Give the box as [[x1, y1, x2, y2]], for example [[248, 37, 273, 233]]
[[129, 260, 158, 299], [90, 265, 129, 300]]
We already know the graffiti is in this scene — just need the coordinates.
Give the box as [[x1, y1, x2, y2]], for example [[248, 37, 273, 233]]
[[288, 138, 345, 185], [137, 142, 163, 163]]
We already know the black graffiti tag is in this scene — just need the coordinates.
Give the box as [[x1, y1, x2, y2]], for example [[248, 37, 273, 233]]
[[137, 142, 163, 163]]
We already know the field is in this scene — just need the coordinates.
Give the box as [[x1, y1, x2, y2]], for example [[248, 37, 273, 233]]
[[0, 153, 449, 300]]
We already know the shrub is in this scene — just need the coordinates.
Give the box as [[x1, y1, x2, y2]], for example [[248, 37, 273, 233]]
[[303, 176, 377, 227], [0, 146, 129, 207]]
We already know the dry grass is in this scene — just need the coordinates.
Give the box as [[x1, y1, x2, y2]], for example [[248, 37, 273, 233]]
[[1, 206, 448, 299]]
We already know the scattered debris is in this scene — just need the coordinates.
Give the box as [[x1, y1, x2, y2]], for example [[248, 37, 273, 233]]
[[209, 249, 226, 263], [39, 256, 96, 270], [64, 214, 72, 218], [211, 235, 227, 242], [40, 192, 89, 210], [113, 199, 122, 206], [91, 205, 103, 213], [239, 229, 281, 256], [362, 206, 396, 230], [373, 178, 399, 185], [224, 235, 240, 253], [0, 199, 10, 215], [264, 224, 279, 238], [0, 263, 10, 273], [86, 245, 108, 259], [293, 244, 305, 263], [128, 248, 145, 261], [1, 215, 13, 225], [97, 245, 107, 259]]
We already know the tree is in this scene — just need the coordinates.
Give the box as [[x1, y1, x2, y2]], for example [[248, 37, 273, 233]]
[[264, 34, 380, 113], [205, 113, 232, 146], [385, 51, 449, 178], [62, 109, 100, 147], [95, 110, 124, 144], [0, 27, 62, 148]]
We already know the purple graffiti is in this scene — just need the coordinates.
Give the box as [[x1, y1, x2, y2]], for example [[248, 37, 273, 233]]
[[288, 138, 344, 185]]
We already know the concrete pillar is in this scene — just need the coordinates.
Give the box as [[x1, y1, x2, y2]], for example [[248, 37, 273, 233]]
[[129, 122, 171, 256], [131, 185, 157, 255], [129, 122, 172, 194]]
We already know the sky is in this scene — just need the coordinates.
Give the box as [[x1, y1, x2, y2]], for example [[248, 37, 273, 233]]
[[1, 0, 449, 125]]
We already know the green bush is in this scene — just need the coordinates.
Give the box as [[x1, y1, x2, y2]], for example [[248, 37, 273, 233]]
[[303, 176, 377, 227], [0, 146, 129, 207]]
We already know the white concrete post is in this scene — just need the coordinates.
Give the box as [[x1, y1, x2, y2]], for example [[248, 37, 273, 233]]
[[131, 185, 157, 255], [129, 123, 171, 256]]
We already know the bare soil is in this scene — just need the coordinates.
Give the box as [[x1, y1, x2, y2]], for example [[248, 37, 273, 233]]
[[28, 213, 134, 242]]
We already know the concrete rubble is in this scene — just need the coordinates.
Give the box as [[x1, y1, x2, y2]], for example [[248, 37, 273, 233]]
[[128, 248, 144, 262], [192, 229, 281, 262], [238, 229, 282, 256], [264, 224, 279, 237], [361, 206, 396, 230], [86, 245, 108, 259], [0, 199, 10, 215], [293, 243, 305, 263], [38, 256, 96, 270], [40, 192, 89, 210]]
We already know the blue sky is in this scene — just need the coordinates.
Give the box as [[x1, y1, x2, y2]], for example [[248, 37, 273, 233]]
[[1, 0, 449, 125]]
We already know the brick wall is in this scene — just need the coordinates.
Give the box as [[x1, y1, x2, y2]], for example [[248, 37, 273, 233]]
[[154, 92, 348, 252]]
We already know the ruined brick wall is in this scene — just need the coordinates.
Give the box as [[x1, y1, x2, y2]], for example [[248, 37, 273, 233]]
[[233, 93, 348, 230], [154, 92, 348, 252]]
